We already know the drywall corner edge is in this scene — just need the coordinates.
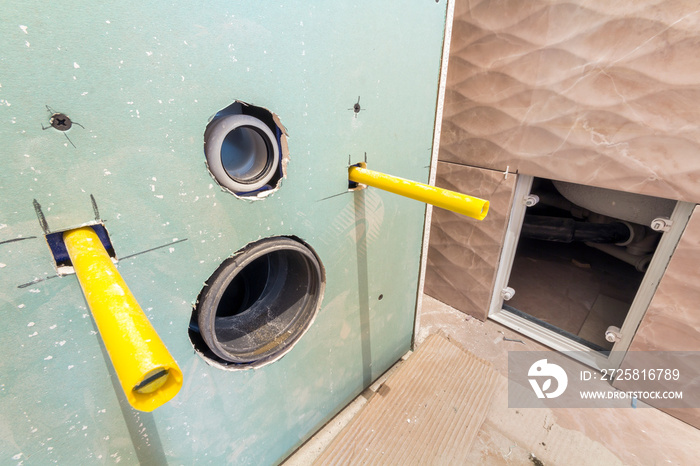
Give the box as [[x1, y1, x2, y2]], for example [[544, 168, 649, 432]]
[[414, 0, 456, 348]]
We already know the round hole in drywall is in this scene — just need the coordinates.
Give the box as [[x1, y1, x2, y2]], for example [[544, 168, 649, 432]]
[[189, 236, 325, 369], [204, 101, 287, 197]]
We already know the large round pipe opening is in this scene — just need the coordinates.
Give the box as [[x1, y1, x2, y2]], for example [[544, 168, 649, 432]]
[[190, 237, 324, 369], [205, 113, 281, 194]]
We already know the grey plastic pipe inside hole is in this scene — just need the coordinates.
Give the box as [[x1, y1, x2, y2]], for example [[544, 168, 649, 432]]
[[205, 114, 279, 193]]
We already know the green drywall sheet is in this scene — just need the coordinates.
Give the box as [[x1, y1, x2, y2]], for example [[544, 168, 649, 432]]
[[0, 1, 447, 464]]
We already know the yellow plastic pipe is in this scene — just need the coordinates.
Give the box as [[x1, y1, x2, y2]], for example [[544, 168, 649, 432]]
[[63, 227, 182, 412], [348, 165, 489, 220]]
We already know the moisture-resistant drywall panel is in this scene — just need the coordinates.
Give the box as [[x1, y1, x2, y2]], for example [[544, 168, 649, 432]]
[[0, 1, 448, 463]]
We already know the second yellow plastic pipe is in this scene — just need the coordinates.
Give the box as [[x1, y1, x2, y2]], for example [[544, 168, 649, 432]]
[[348, 165, 489, 220], [63, 227, 182, 412]]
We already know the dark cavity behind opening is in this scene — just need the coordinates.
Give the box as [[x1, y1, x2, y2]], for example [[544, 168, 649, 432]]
[[190, 237, 324, 368]]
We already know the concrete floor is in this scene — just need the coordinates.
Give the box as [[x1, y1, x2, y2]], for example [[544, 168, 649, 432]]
[[287, 295, 700, 465], [417, 295, 700, 465]]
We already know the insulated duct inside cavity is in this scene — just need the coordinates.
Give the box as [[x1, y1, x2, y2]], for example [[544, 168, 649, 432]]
[[521, 216, 631, 244]]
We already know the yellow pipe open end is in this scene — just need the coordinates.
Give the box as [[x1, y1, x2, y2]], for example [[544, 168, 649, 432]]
[[348, 165, 490, 221], [63, 227, 183, 412], [472, 200, 490, 221], [129, 364, 183, 412]]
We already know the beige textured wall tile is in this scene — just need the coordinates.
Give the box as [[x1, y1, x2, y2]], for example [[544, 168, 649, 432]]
[[425, 163, 515, 320], [442, 0, 700, 202], [616, 209, 700, 428], [629, 206, 700, 352]]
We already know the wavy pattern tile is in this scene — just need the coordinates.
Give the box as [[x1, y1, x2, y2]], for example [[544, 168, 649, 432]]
[[617, 206, 700, 428], [425, 163, 515, 319], [442, 0, 700, 202]]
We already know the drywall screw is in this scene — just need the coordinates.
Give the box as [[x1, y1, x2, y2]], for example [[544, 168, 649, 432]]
[[50, 113, 72, 131]]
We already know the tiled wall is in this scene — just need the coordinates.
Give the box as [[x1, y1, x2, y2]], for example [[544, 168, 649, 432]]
[[425, 163, 515, 320], [428, 0, 700, 427], [628, 207, 700, 353], [614, 206, 700, 428], [441, 0, 700, 203]]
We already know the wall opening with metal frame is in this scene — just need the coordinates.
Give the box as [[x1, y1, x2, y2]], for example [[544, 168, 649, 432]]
[[490, 175, 693, 370]]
